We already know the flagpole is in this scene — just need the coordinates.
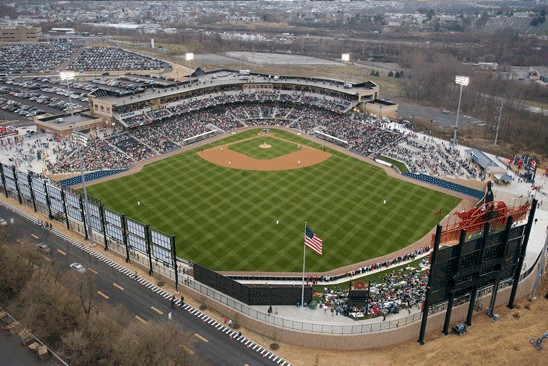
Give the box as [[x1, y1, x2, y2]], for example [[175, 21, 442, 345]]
[[301, 222, 306, 308]]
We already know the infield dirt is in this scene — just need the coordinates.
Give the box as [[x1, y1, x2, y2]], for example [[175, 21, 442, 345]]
[[198, 134, 331, 171]]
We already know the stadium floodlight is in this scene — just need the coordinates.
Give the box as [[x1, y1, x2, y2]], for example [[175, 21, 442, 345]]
[[451, 75, 469, 146], [341, 53, 350, 85], [185, 53, 195, 84], [72, 129, 94, 247]]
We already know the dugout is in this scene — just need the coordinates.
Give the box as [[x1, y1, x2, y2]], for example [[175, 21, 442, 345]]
[[194, 264, 313, 306]]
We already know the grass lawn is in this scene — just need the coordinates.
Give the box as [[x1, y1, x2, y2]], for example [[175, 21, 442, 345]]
[[379, 155, 409, 173], [228, 136, 299, 160], [87, 129, 460, 272], [312, 258, 425, 294]]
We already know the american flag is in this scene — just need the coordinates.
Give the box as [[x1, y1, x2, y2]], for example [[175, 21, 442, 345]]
[[304, 225, 323, 256]]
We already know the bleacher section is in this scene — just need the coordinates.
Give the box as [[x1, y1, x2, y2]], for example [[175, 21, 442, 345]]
[[402, 173, 484, 199]]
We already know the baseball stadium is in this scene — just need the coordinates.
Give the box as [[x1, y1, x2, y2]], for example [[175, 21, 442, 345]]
[[76, 69, 464, 275], [1, 55, 544, 356]]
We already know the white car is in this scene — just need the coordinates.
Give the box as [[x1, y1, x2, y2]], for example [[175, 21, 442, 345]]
[[69, 263, 86, 273]]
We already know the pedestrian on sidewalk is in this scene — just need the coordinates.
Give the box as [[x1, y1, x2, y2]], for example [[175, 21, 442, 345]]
[[171, 295, 175, 308]]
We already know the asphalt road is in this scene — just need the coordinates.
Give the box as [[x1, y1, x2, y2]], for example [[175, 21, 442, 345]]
[[0, 204, 290, 366], [398, 104, 484, 128]]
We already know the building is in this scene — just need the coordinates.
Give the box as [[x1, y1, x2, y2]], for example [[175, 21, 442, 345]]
[[0, 25, 42, 43], [529, 66, 548, 83], [87, 69, 393, 126]]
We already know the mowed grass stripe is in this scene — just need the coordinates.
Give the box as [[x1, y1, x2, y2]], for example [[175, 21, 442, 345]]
[[87, 129, 461, 272]]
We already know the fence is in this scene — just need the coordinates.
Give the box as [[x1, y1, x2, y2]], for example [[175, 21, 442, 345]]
[[187, 248, 543, 335], [187, 279, 423, 334], [402, 172, 485, 199], [0, 163, 178, 286]]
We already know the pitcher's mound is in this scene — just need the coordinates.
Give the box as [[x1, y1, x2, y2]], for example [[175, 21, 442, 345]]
[[259, 143, 272, 149]]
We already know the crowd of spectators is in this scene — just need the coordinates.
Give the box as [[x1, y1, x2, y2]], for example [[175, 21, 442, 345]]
[[381, 134, 483, 179], [121, 90, 354, 127], [68, 47, 166, 71], [313, 255, 430, 320], [49, 137, 134, 173], [106, 134, 156, 162]]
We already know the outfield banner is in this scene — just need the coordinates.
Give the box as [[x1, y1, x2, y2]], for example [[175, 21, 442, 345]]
[[16, 171, 32, 199], [150, 229, 173, 267], [46, 184, 64, 214], [3, 166, 14, 179], [4, 178, 16, 191], [87, 202, 103, 233], [126, 218, 147, 254], [104, 209, 123, 242], [128, 234, 147, 254], [64, 191, 83, 222], [30, 176, 47, 205]]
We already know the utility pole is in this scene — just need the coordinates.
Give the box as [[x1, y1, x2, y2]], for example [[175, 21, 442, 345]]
[[494, 100, 503, 145]]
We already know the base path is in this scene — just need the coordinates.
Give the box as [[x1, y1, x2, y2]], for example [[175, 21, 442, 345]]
[[198, 134, 331, 171]]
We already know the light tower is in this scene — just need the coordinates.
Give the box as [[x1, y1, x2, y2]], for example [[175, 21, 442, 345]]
[[452, 75, 469, 145]]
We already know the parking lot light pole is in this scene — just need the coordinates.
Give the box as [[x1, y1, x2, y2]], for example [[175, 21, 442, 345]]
[[73, 130, 94, 247], [59, 71, 75, 118], [341, 53, 350, 85], [452, 75, 469, 146], [185, 53, 194, 84]]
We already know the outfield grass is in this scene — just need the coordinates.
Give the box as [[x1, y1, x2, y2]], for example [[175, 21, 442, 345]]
[[87, 129, 460, 272], [379, 156, 409, 173], [229, 136, 299, 160]]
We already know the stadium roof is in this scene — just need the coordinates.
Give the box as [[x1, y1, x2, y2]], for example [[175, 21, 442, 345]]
[[89, 69, 379, 106], [466, 148, 497, 169]]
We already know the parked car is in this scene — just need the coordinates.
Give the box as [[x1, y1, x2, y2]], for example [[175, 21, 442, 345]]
[[36, 243, 51, 254], [69, 263, 86, 273]]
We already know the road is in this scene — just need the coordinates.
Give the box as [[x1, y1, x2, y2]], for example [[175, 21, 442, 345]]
[[398, 104, 484, 128], [0, 203, 291, 366]]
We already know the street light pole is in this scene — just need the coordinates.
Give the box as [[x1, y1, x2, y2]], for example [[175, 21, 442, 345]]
[[341, 53, 350, 85], [452, 75, 469, 146], [60, 71, 75, 119], [185, 52, 194, 85], [62, 69, 93, 246], [74, 130, 94, 247], [494, 100, 503, 145]]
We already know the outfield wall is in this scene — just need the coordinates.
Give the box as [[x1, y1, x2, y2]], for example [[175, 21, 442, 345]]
[[181, 254, 542, 349]]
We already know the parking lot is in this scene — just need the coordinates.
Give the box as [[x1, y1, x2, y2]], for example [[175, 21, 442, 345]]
[[0, 73, 181, 123], [0, 76, 89, 123]]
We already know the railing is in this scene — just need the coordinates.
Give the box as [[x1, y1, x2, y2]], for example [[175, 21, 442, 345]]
[[0, 308, 69, 366], [189, 249, 544, 335], [187, 279, 423, 334]]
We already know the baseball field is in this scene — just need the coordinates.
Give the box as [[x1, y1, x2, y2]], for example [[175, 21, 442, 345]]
[[86, 129, 461, 272]]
